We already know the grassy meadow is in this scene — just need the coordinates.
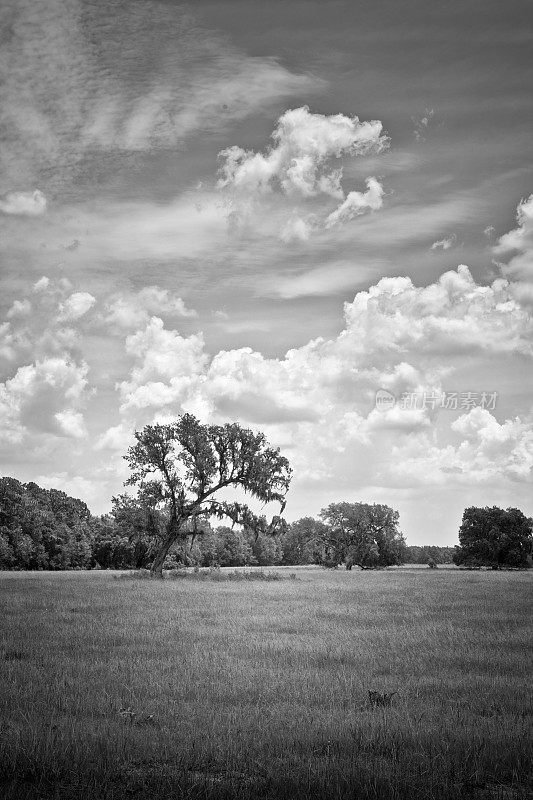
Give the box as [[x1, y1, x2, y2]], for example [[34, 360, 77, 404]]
[[0, 567, 532, 799]]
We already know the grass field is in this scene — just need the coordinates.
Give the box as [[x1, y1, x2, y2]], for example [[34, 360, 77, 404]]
[[0, 568, 532, 799]]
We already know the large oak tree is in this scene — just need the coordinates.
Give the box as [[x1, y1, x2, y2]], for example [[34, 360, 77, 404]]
[[123, 414, 292, 576], [454, 506, 533, 569], [319, 501, 406, 569]]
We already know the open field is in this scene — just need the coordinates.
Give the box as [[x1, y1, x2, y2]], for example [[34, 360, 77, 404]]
[[0, 568, 532, 800]]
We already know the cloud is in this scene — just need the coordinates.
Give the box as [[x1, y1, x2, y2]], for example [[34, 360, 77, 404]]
[[54, 409, 87, 439], [0, 190, 47, 216], [280, 215, 313, 243], [0, 357, 89, 443], [218, 106, 387, 197], [495, 194, 533, 282], [412, 108, 436, 143], [325, 177, 384, 228], [117, 317, 208, 415], [431, 233, 457, 250], [3, 238, 533, 521], [365, 405, 431, 433], [33, 277, 50, 292], [342, 265, 533, 358], [7, 300, 32, 319], [390, 408, 533, 485], [113, 266, 533, 497], [263, 260, 386, 299], [0, 279, 96, 447], [105, 286, 197, 331], [112, 267, 532, 514], [0, 323, 16, 362], [0, 0, 322, 192], [94, 423, 132, 452], [36, 472, 99, 503], [58, 292, 96, 322], [217, 106, 388, 239], [39, 195, 229, 262]]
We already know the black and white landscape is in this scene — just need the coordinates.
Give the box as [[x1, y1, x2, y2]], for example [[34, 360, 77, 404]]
[[0, 1, 532, 798]]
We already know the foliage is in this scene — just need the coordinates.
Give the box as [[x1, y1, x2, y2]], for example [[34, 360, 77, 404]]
[[2, 471, 532, 576], [404, 545, 455, 565], [280, 517, 328, 565], [122, 414, 292, 575], [0, 477, 94, 570], [318, 501, 407, 569], [0, 476, 289, 570], [453, 506, 533, 569]]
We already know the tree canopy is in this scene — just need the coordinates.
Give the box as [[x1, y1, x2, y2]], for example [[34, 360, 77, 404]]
[[123, 414, 292, 575], [319, 501, 406, 569], [453, 506, 533, 569]]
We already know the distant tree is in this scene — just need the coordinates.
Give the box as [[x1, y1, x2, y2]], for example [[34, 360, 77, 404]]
[[280, 517, 327, 565], [213, 526, 254, 566], [454, 506, 533, 569], [0, 476, 96, 570], [319, 502, 406, 569], [110, 494, 162, 568], [123, 414, 291, 576], [0, 530, 15, 569], [249, 530, 283, 566], [404, 545, 455, 565]]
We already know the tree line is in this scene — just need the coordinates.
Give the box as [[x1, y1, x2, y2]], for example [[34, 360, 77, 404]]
[[0, 476, 406, 570], [1, 415, 531, 572]]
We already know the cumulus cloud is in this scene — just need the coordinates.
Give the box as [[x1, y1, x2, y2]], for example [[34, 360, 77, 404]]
[[0, 357, 89, 443], [117, 317, 208, 415], [54, 409, 87, 439], [390, 408, 533, 485], [431, 233, 457, 251], [109, 265, 533, 496], [57, 292, 96, 322], [105, 286, 197, 330], [7, 300, 32, 319], [495, 194, 533, 282], [0, 279, 96, 447], [218, 106, 386, 197], [33, 277, 50, 292], [0, 190, 47, 217], [217, 106, 388, 238], [94, 423, 132, 452], [343, 265, 533, 358], [325, 177, 384, 228]]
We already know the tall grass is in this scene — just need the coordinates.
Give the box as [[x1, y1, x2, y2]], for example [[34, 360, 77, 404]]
[[0, 569, 531, 799]]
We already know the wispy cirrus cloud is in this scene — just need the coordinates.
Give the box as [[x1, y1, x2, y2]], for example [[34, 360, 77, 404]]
[[0, 0, 323, 195]]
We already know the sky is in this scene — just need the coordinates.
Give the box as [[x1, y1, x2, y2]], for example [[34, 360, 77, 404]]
[[1, 0, 532, 545]]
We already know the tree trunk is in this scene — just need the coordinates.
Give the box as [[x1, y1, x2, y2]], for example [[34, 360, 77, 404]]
[[150, 517, 182, 577], [150, 547, 167, 578]]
